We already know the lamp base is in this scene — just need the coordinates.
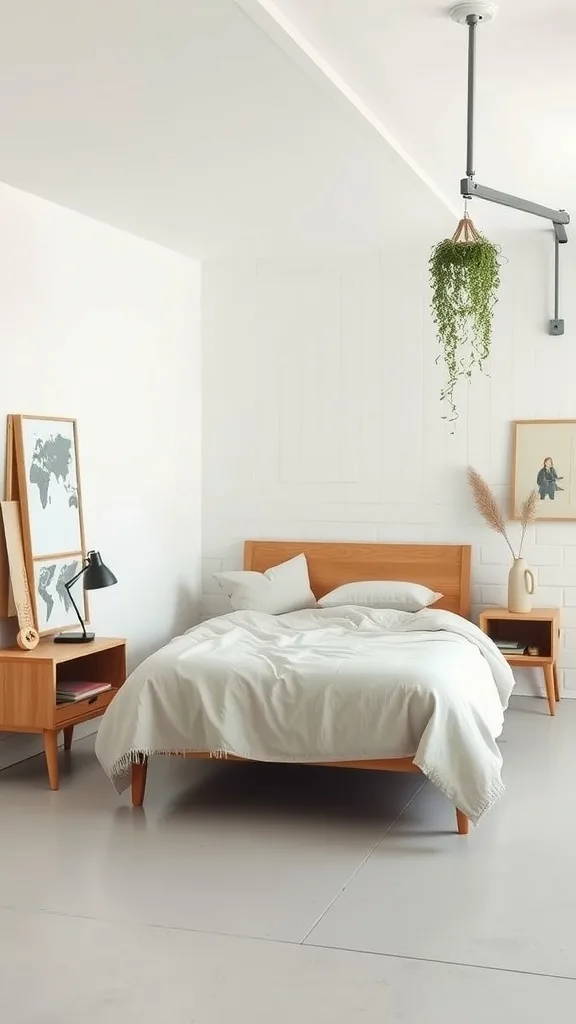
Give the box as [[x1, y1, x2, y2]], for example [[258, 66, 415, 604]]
[[53, 632, 96, 644]]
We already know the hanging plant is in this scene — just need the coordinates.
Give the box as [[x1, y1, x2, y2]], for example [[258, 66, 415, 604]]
[[430, 214, 502, 425]]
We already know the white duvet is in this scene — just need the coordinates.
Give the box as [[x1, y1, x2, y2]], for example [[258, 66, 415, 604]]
[[95, 606, 515, 823]]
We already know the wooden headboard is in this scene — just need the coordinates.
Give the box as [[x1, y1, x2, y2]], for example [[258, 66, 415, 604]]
[[244, 541, 471, 618]]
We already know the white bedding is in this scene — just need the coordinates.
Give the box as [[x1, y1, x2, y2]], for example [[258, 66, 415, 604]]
[[95, 606, 515, 824]]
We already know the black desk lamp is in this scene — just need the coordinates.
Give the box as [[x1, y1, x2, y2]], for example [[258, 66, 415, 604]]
[[54, 550, 117, 644]]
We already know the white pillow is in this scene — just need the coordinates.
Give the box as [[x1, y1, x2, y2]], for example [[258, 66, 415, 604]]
[[214, 553, 316, 614], [317, 581, 442, 612]]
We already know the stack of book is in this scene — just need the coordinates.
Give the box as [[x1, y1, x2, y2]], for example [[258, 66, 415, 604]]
[[494, 639, 526, 655], [56, 681, 112, 704]]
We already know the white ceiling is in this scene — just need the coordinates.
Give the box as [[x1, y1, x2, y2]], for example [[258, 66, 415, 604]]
[[0, 0, 452, 258], [254, 0, 576, 235], [0, 0, 570, 255]]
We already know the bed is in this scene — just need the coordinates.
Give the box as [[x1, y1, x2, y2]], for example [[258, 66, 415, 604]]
[[95, 541, 514, 833]]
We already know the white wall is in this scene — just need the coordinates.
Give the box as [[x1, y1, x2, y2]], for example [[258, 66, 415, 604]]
[[202, 231, 576, 698], [0, 181, 201, 767]]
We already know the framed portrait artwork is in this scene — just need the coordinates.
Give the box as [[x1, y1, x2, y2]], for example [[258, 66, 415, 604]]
[[12, 415, 88, 634], [513, 420, 576, 520]]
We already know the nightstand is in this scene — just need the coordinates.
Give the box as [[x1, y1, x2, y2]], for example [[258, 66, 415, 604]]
[[0, 637, 126, 788], [479, 608, 560, 716]]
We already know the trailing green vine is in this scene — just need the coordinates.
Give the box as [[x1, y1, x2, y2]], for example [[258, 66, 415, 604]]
[[430, 218, 501, 426]]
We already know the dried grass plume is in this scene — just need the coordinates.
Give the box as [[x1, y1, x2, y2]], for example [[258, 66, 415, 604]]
[[467, 466, 534, 559], [467, 467, 508, 535], [518, 488, 538, 556], [519, 489, 538, 530]]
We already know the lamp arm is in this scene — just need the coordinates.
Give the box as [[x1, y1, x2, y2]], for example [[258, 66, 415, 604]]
[[64, 568, 88, 639], [65, 560, 89, 589]]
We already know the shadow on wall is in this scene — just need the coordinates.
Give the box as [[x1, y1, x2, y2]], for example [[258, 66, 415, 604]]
[[123, 580, 200, 673], [171, 581, 200, 639], [0, 616, 17, 649]]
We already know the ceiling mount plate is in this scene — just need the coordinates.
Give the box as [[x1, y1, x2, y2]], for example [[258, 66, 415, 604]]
[[449, 2, 498, 24]]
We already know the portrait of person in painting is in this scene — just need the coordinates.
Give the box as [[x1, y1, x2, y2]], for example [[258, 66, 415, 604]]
[[537, 457, 564, 500]]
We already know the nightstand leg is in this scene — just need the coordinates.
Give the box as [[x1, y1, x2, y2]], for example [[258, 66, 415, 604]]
[[553, 663, 560, 703], [63, 726, 74, 751], [543, 665, 556, 716], [43, 730, 59, 790]]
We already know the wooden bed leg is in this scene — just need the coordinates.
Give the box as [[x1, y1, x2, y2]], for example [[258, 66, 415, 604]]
[[131, 758, 148, 807], [456, 809, 469, 835]]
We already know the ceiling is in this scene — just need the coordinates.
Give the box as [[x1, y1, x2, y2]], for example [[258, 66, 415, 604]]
[[252, 0, 576, 235], [0, 0, 571, 256], [0, 0, 452, 258]]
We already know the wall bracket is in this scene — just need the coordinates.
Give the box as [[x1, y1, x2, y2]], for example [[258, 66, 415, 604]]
[[455, 7, 570, 334], [549, 226, 565, 336]]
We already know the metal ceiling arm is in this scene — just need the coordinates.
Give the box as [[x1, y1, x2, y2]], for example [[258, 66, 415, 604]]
[[460, 178, 569, 228], [453, 5, 570, 336]]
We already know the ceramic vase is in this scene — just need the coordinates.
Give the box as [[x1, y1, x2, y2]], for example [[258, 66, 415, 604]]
[[507, 557, 535, 613]]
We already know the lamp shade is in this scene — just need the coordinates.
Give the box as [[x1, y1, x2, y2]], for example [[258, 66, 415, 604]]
[[82, 550, 117, 591]]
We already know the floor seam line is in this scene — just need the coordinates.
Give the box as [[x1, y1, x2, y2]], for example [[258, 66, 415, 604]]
[[2, 905, 575, 985], [298, 780, 428, 945], [303, 940, 576, 984], [0, 904, 306, 946]]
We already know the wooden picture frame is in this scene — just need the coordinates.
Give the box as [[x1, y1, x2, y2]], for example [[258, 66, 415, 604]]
[[513, 420, 576, 521], [32, 554, 86, 634], [0, 415, 18, 619], [12, 415, 88, 635]]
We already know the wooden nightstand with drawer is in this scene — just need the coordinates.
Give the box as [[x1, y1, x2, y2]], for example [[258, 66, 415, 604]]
[[0, 637, 126, 788]]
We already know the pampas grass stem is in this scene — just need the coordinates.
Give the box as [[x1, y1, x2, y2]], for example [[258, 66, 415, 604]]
[[518, 489, 538, 557], [467, 467, 517, 559]]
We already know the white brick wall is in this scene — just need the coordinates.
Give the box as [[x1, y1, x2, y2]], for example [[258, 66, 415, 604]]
[[202, 233, 576, 698]]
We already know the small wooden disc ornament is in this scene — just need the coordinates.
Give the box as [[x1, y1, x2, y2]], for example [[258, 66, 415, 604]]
[[17, 627, 40, 650]]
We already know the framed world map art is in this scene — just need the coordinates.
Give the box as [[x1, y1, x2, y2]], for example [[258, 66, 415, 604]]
[[12, 415, 87, 635], [32, 555, 85, 634]]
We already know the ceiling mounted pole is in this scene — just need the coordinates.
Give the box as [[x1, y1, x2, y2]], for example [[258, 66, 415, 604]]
[[466, 14, 479, 179]]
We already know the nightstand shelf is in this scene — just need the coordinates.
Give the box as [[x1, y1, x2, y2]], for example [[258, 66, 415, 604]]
[[479, 608, 560, 716], [0, 637, 126, 788]]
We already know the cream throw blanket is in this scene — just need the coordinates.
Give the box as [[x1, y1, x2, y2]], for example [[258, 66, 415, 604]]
[[95, 606, 514, 823]]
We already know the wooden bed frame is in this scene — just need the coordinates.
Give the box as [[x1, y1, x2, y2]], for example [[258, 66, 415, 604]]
[[131, 541, 472, 834]]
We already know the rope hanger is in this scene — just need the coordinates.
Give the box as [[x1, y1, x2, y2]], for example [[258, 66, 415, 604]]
[[451, 211, 480, 244]]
